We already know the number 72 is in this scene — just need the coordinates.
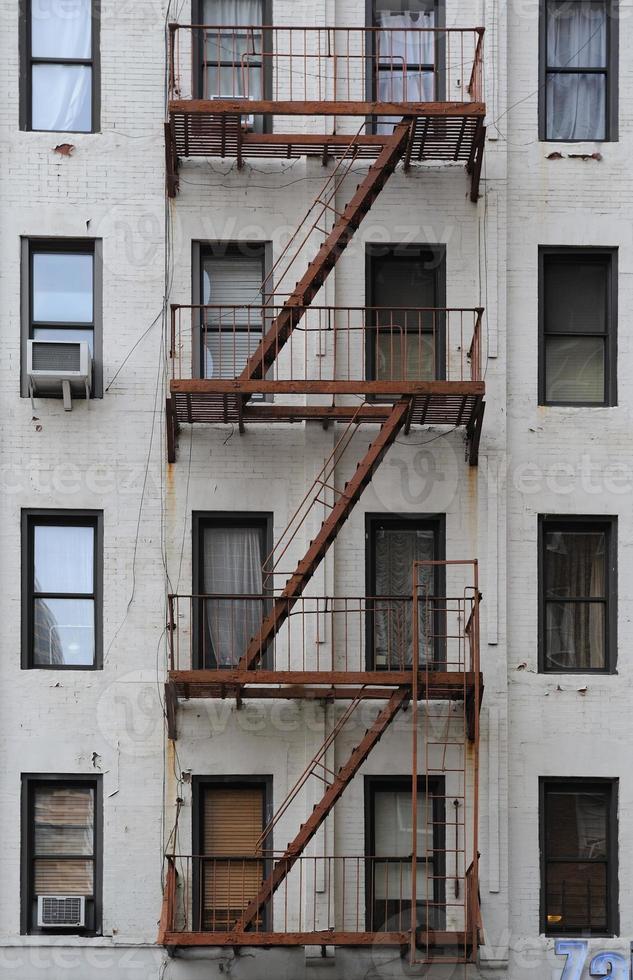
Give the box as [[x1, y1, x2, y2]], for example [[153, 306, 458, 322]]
[[556, 940, 629, 979]]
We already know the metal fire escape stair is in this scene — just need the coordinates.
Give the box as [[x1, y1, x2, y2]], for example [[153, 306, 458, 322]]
[[233, 686, 410, 933], [241, 120, 413, 383]]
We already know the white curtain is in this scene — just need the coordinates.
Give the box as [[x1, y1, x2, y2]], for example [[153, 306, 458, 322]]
[[31, 64, 92, 132], [31, 0, 92, 59], [203, 527, 264, 666], [203, 0, 263, 99], [546, 0, 607, 140], [545, 530, 605, 669], [374, 529, 434, 667], [376, 10, 435, 133]]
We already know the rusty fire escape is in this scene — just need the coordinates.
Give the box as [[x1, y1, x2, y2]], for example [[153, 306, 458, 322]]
[[160, 20, 486, 964]]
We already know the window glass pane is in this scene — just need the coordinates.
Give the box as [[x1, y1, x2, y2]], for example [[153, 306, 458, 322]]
[[205, 64, 262, 99], [375, 527, 434, 597], [376, 331, 435, 382], [31, 0, 92, 59], [34, 858, 93, 896], [203, 256, 264, 306], [202, 526, 264, 667], [374, 789, 433, 858], [546, 72, 606, 141], [33, 598, 95, 665], [31, 64, 92, 132], [546, 791, 607, 859], [545, 600, 605, 670], [374, 527, 435, 668], [547, 1, 607, 69], [545, 335, 605, 403], [33, 253, 93, 324], [34, 524, 94, 593], [544, 260, 607, 334], [546, 861, 607, 932], [373, 255, 437, 308], [34, 786, 94, 855], [202, 0, 263, 27], [545, 531, 606, 599], [33, 327, 94, 357]]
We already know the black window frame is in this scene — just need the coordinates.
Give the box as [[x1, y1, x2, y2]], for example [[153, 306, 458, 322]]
[[21, 237, 104, 400], [365, 243, 447, 388], [538, 246, 617, 408], [538, 515, 617, 675], [192, 774, 273, 932], [192, 240, 273, 386], [21, 773, 103, 936], [365, 514, 445, 670], [22, 509, 104, 671], [365, 775, 446, 933], [192, 511, 273, 669], [540, 777, 619, 938], [366, 0, 446, 117], [192, 0, 273, 133], [20, 0, 101, 134], [539, 0, 618, 143]]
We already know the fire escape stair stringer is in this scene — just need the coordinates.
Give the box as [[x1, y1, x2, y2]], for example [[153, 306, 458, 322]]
[[238, 398, 412, 671], [232, 685, 411, 934]]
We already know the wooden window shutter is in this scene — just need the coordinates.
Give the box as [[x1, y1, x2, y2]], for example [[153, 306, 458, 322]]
[[202, 786, 265, 930]]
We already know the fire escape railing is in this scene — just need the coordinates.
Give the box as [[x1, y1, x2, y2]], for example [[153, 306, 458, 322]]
[[168, 25, 485, 107], [170, 305, 484, 386]]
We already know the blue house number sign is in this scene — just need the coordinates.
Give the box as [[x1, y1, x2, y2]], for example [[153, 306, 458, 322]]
[[556, 940, 630, 978]]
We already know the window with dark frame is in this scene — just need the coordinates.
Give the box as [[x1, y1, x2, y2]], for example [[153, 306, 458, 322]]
[[366, 515, 444, 670], [539, 248, 617, 407], [199, 245, 269, 387], [369, 1, 443, 134], [541, 779, 618, 937], [366, 777, 445, 933], [22, 0, 100, 133], [540, 0, 618, 142], [192, 777, 271, 932], [24, 239, 103, 399], [366, 244, 446, 387], [23, 511, 102, 669], [194, 513, 271, 668], [539, 517, 616, 673], [22, 775, 101, 935]]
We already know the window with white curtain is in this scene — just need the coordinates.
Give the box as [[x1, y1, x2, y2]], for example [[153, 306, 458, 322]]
[[197, 516, 269, 667], [541, 780, 617, 935], [540, 249, 616, 406], [372, 0, 440, 134], [198, 0, 267, 121], [24, 0, 98, 132], [24, 512, 102, 668], [540, 518, 616, 672], [23, 776, 101, 934], [541, 0, 617, 141], [368, 780, 444, 932]]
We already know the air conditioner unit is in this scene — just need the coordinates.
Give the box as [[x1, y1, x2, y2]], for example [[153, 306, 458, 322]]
[[212, 95, 254, 129], [37, 895, 86, 929], [27, 339, 92, 411]]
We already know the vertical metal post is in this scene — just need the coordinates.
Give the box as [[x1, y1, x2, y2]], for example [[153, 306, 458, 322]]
[[410, 562, 419, 965]]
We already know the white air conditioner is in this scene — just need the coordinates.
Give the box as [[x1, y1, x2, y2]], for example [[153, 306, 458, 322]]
[[212, 95, 255, 129], [37, 895, 86, 929], [27, 339, 92, 411]]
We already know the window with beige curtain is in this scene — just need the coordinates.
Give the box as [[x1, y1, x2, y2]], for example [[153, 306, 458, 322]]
[[542, 522, 613, 671], [199, 784, 266, 931]]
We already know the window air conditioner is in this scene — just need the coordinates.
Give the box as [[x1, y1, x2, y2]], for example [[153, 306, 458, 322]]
[[37, 895, 86, 929], [27, 339, 92, 411], [212, 95, 255, 129]]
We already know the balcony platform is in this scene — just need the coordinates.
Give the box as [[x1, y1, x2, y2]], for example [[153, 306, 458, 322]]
[[161, 929, 475, 954]]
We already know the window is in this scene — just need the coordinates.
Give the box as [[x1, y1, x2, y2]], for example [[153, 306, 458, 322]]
[[540, 779, 618, 936], [22, 511, 103, 669], [192, 777, 271, 931], [21, 0, 100, 133], [193, 513, 271, 668], [539, 248, 617, 406], [22, 239, 103, 398], [193, 243, 271, 387], [539, 517, 616, 673], [194, 0, 271, 132], [366, 244, 446, 385], [539, 0, 618, 142], [369, 1, 443, 133], [21, 775, 102, 935], [366, 515, 444, 669], [366, 777, 445, 932]]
